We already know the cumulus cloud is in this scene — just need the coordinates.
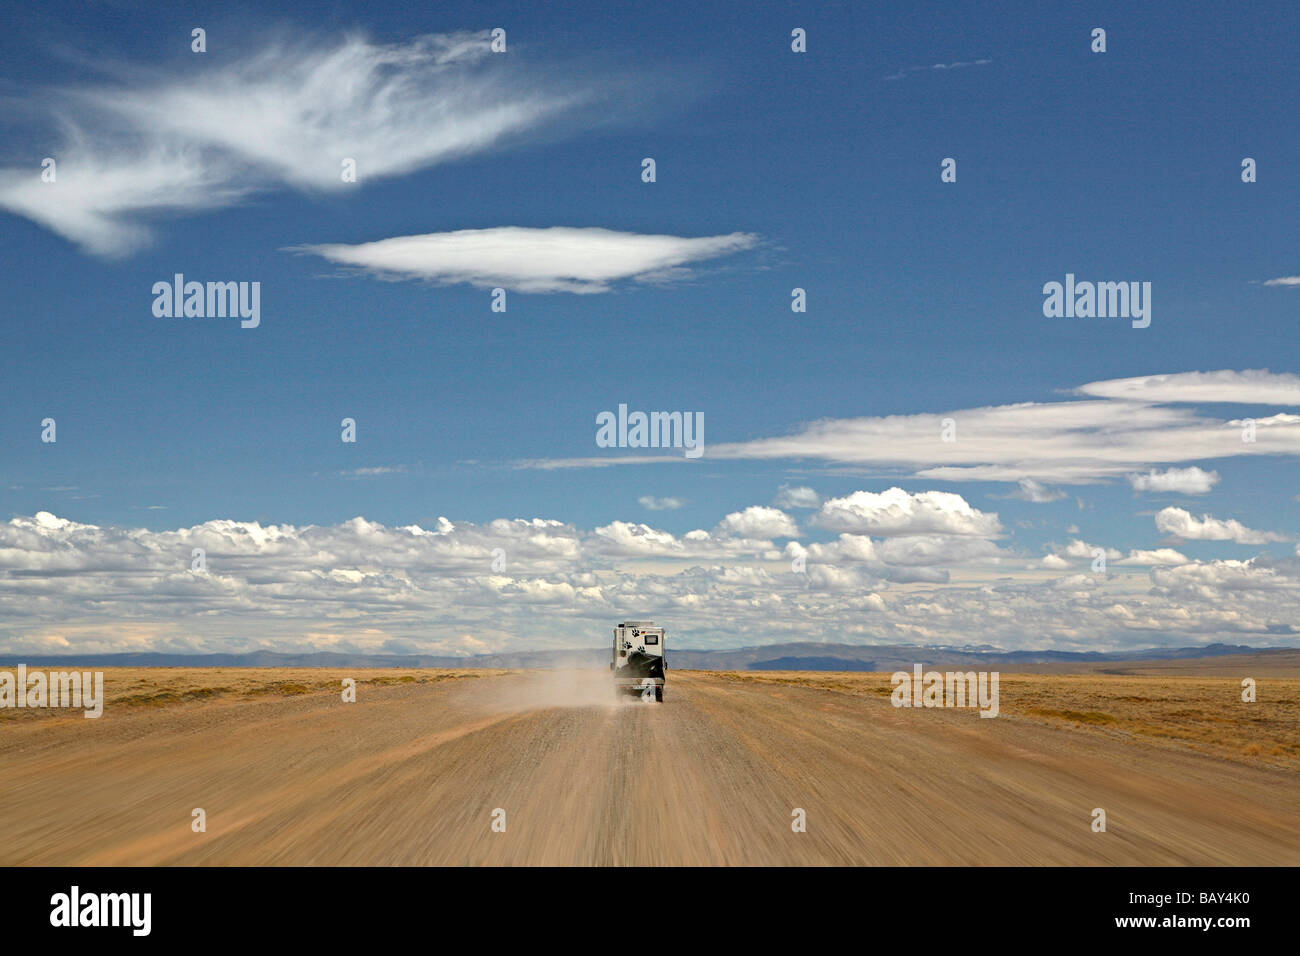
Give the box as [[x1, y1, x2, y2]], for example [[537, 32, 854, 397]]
[[1154, 507, 1287, 544], [0, 32, 592, 255], [591, 520, 683, 556], [1054, 539, 1122, 562], [291, 227, 759, 294], [1150, 559, 1290, 595], [1127, 467, 1220, 495], [815, 488, 1001, 537], [2, 509, 1298, 655], [788, 529, 1003, 584], [714, 506, 798, 539], [872, 535, 1000, 567]]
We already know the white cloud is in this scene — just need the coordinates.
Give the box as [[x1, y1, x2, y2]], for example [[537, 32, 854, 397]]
[[793, 534, 878, 564], [1150, 559, 1289, 594], [1154, 507, 1286, 545], [1263, 277, 1300, 286], [0, 143, 250, 257], [1010, 478, 1066, 502], [94, 33, 561, 190], [714, 506, 798, 539], [791, 529, 1006, 582], [872, 535, 1000, 566], [773, 485, 822, 509], [591, 521, 683, 556], [1127, 467, 1219, 495], [884, 58, 992, 81], [638, 496, 684, 511], [1058, 539, 1122, 561], [815, 488, 1001, 537], [0, 32, 591, 255], [2, 509, 1298, 655], [340, 465, 409, 478], [292, 227, 759, 294], [1117, 548, 1191, 566], [1076, 369, 1300, 405], [523, 370, 1300, 484]]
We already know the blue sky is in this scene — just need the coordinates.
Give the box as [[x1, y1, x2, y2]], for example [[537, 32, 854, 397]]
[[1, 1, 1298, 655]]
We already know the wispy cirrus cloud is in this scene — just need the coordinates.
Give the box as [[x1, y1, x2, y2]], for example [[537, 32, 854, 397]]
[[1074, 369, 1300, 405], [0, 32, 593, 256], [773, 485, 822, 509], [88, 32, 554, 189], [521, 370, 1300, 485], [1007, 478, 1067, 503], [884, 58, 991, 81], [339, 465, 410, 478], [0, 142, 249, 257], [638, 495, 685, 511], [291, 226, 760, 293]]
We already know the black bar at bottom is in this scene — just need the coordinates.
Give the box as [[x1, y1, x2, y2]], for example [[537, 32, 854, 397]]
[[3, 866, 1283, 942]]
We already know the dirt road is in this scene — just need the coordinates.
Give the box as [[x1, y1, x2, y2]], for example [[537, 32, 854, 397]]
[[1, 669, 1296, 865]]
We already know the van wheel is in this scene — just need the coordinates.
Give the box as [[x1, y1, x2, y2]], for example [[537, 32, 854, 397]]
[[655, 687, 664, 703]]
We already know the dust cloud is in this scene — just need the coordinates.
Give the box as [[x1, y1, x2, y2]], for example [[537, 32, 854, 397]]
[[466, 667, 656, 714]]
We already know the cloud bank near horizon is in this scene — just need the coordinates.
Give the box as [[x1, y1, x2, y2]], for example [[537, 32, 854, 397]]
[[2, 486, 1295, 657]]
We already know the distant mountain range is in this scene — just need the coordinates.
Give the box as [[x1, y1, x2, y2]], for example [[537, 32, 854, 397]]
[[13, 641, 1292, 672]]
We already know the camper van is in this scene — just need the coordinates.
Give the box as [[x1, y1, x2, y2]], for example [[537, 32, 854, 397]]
[[611, 621, 666, 702]]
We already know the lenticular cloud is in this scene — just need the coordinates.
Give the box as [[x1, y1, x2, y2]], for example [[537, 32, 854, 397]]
[[292, 227, 760, 293]]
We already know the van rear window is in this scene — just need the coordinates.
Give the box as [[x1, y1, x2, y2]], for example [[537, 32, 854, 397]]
[[645, 635, 658, 644]]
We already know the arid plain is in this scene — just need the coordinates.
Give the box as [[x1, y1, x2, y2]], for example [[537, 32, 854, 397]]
[[1, 655, 1296, 865]]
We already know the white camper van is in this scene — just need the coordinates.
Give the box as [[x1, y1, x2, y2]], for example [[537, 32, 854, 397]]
[[611, 621, 666, 702]]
